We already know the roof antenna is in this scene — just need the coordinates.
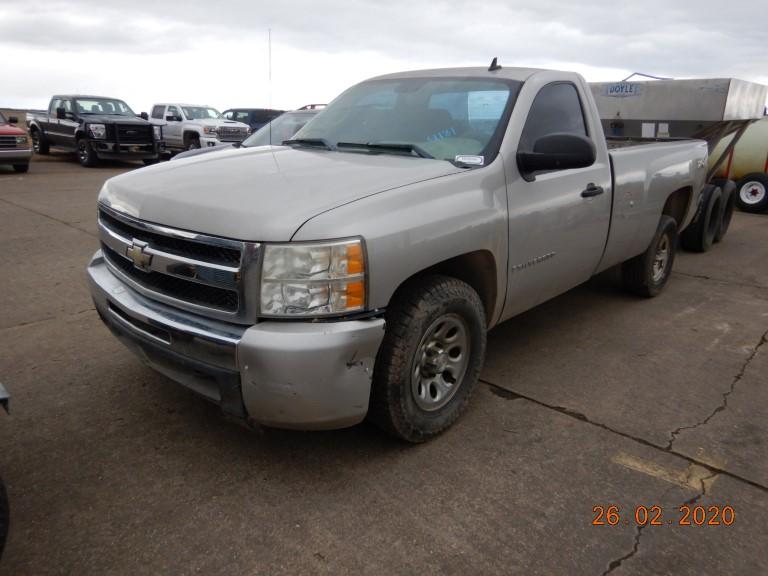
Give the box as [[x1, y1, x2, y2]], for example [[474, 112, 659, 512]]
[[488, 57, 502, 72]]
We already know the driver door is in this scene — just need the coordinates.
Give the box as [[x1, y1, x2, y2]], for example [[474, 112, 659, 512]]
[[164, 105, 184, 148]]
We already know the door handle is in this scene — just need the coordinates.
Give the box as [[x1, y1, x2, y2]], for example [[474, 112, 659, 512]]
[[581, 183, 604, 198]]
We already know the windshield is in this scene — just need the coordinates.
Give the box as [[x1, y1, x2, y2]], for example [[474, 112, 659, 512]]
[[74, 98, 135, 116], [183, 106, 222, 120], [242, 111, 319, 147], [293, 77, 521, 163]]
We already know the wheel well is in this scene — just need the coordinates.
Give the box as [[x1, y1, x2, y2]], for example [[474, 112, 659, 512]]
[[395, 251, 497, 325], [183, 131, 200, 142], [662, 187, 692, 230]]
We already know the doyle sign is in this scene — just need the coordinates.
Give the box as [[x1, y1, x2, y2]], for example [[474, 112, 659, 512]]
[[603, 83, 643, 98]]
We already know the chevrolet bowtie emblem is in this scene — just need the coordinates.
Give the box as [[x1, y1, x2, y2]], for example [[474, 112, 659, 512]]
[[126, 239, 152, 271]]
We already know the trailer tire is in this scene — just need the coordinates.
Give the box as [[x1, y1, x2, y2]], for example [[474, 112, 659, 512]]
[[735, 173, 768, 213], [369, 275, 486, 443], [681, 185, 722, 252], [622, 215, 678, 297], [711, 178, 736, 243], [31, 128, 49, 155]]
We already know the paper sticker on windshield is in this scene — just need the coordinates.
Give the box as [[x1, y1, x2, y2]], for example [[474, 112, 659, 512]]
[[455, 155, 484, 166]]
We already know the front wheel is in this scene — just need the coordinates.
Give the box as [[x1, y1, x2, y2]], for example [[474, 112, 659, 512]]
[[369, 276, 487, 442], [735, 173, 768, 213], [76, 138, 98, 167], [31, 129, 49, 154], [622, 215, 678, 297]]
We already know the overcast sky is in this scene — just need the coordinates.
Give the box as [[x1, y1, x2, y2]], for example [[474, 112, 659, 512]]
[[2, 0, 767, 113]]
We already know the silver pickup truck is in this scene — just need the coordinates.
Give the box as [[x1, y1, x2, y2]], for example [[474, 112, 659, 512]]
[[88, 66, 707, 442]]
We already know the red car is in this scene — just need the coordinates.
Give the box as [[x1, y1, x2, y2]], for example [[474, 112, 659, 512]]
[[0, 111, 32, 173]]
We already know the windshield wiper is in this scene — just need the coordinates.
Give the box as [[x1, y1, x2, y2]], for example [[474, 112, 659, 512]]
[[336, 141, 434, 159], [282, 138, 334, 151]]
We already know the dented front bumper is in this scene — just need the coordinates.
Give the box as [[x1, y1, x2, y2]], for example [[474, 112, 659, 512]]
[[87, 250, 385, 430]]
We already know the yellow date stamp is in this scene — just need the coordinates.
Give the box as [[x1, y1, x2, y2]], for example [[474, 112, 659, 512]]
[[592, 505, 736, 526]]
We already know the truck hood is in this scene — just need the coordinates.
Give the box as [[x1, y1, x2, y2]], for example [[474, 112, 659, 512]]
[[0, 123, 26, 136], [99, 145, 463, 241], [79, 114, 152, 126], [196, 118, 249, 129]]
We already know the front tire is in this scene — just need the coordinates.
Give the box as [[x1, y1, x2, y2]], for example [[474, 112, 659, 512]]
[[622, 215, 678, 297], [735, 173, 768, 213], [76, 138, 98, 167], [369, 276, 487, 443], [184, 135, 201, 151]]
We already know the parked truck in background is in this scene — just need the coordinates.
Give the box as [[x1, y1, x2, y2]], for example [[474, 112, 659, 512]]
[[222, 108, 284, 132], [149, 103, 250, 153], [26, 95, 162, 167], [0, 111, 31, 173], [89, 65, 712, 442]]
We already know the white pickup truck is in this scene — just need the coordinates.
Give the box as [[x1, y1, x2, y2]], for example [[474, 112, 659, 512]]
[[90, 65, 710, 442], [149, 103, 250, 152]]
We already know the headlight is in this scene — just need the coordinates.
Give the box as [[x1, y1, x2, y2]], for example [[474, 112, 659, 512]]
[[260, 239, 366, 317], [88, 124, 106, 139], [15, 135, 28, 146], [203, 126, 218, 135], [153, 125, 162, 141]]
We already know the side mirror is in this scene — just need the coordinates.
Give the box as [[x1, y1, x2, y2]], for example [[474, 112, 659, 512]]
[[517, 133, 596, 180], [139, 112, 149, 120], [56, 107, 67, 120], [8, 116, 18, 124]]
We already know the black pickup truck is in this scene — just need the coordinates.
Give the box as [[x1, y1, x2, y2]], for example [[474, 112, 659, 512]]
[[26, 95, 161, 167]]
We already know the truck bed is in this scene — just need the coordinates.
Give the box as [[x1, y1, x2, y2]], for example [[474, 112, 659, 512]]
[[605, 136, 693, 150]]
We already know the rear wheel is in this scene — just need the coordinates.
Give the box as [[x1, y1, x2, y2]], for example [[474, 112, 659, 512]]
[[76, 138, 98, 167], [31, 128, 49, 155], [735, 173, 768, 213], [681, 185, 722, 252], [12, 163, 29, 173], [369, 276, 486, 442], [622, 215, 678, 297]]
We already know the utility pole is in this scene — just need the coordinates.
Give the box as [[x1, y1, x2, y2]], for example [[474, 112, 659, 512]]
[[268, 28, 272, 109]]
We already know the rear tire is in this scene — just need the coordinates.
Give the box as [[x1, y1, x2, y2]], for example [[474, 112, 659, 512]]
[[369, 275, 487, 443], [681, 185, 722, 252], [76, 138, 98, 167], [735, 173, 768, 213], [622, 215, 678, 297], [12, 163, 29, 173], [31, 128, 49, 155]]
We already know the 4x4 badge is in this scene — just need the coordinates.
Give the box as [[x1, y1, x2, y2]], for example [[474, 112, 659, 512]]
[[126, 239, 152, 272]]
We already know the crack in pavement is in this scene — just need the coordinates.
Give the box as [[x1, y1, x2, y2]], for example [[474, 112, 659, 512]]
[[665, 329, 768, 450], [0, 196, 98, 239], [599, 470, 719, 575], [673, 271, 768, 292], [483, 379, 768, 494]]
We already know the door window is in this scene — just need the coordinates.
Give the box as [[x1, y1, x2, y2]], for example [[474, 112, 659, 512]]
[[519, 83, 587, 151], [151, 105, 165, 119], [167, 105, 181, 120]]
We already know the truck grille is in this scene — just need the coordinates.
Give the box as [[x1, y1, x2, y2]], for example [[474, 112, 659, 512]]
[[217, 126, 248, 142], [0, 136, 18, 149], [116, 124, 153, 143], [98, 205, 259, 322]]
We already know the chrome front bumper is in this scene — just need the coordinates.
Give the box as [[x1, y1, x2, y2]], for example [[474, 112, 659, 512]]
[[0, 148, 32, 162], [87, 251, 385, 429]]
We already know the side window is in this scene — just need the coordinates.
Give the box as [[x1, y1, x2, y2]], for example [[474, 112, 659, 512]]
[[167, 105, 181, 120], [49, 98, 61, 114], [234, 111, 250, 122], [151, 105, 165, 119], [519, 83, 587, 151], [61, 99, 73, 114]]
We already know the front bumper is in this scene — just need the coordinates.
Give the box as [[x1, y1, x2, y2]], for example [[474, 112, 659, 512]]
[[0, 148, 32, 164], [87, 251, 385, 429], [91, 141, 160, 160]]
